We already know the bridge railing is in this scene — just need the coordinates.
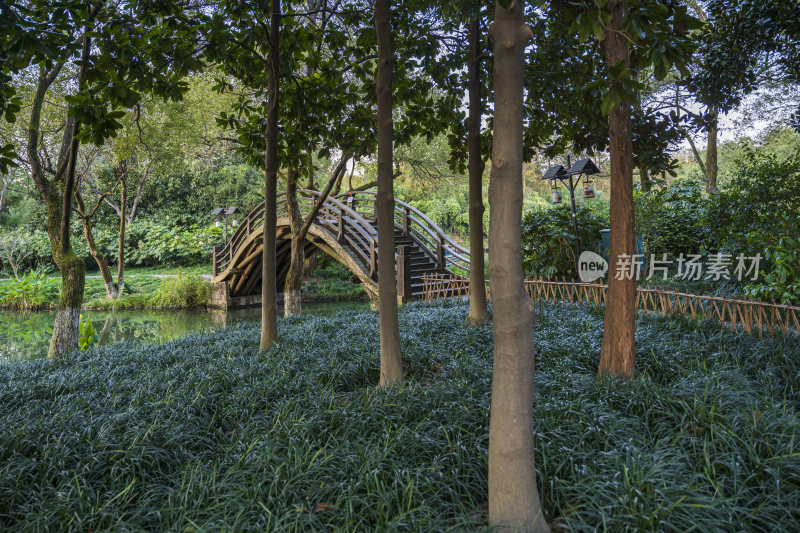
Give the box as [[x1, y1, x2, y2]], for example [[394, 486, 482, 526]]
[[336, 191, 471, 275], [213, 190, 380, 279]]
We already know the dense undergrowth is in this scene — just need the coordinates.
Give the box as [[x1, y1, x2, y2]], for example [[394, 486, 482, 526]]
[[0, 302, 798, 531]]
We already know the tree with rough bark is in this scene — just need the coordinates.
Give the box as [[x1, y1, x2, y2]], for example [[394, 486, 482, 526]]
[[487, 1, 549, 531], [596, 0, 637, 378], [12, 1, 205, 357]]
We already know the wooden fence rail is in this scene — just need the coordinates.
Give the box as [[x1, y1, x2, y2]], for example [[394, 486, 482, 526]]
[[422, 273, 800, 338]]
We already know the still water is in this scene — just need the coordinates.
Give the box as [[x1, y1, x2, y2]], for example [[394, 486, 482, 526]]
[[0, 301, 369, 361]]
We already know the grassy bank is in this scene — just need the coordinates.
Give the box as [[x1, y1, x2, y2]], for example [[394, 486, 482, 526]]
[[1, 262, 365, 311], [1, 302, 798, 531]]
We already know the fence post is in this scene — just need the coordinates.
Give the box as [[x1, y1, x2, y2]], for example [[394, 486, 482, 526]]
[[396, 245, 412, 300]]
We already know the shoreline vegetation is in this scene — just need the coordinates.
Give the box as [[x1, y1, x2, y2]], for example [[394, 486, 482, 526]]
[[1, 301, 798, 531], [0, 262, 367, 312]]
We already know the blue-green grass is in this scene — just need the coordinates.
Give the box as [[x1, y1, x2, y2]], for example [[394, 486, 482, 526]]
[[0, 302, 798, 531]]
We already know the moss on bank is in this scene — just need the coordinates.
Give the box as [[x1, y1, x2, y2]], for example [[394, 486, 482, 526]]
[[1, 302, 798, 531]]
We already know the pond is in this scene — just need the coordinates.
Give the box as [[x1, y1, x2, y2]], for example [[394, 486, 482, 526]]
[[0, 301, 370, 361]]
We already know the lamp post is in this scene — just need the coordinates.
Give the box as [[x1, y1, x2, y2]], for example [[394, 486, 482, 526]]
[[212, 205, 240, 243], [541, 157, 601, 276]]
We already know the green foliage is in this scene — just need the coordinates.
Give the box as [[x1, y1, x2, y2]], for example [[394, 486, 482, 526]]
[[522, 204, 609, 280], [709, 146, 800, 303], [0, 302, 798, 530], [149, 273, 211, 309], [744, 216, 800, 305], [634, 179, 711, 257], [0, 220, 221, 275], [127, 221, 222, 267], [303, 263, 366, 302], [0, 271, 59, 310], [77, 316, 99, 352]]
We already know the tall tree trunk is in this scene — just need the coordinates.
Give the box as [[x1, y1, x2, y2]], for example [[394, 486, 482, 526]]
[[487, 2, 549, 531], [467, 15, 489, 325], [704, 109, 719, 194], [116, 160, 128, 297], [46, 116, 85, 359], [374, 0, 403, 387], [598, 0, 636, 379], [260, 0, 280, 349], [27, 35, 91, 358], [284, 177, 304, 316]]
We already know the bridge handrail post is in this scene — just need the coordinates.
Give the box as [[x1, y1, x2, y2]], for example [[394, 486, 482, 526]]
[[369, 240, 376, 278], [437, 236, 445, 269], [212, 246, 219, 277], [337, 208, 344, 243], [402, 206, 409, 234]]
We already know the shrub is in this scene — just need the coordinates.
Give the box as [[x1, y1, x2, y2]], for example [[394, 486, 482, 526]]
[[0, 230, 52, 276], [634, 179, 712, 258], [743, 213, 800, 304], [711, 147, 800, 303], [0, 271, 60, 310], [521, 204, 608, 280], [149, 273, 211, 309]]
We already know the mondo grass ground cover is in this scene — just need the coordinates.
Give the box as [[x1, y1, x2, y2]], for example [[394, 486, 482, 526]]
[[0, 303, 799, 531]]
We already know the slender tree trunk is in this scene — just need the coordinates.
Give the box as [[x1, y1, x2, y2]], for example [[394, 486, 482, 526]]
[[487, 3, 549, 531], [598, 0, 636, 379], [639, 166, 651, 192], [126, 165, 149, 225], [704, 109, 719, 194], [284, 178, 304, 316], [283, 156, 348, 316], [76, 195, 116, 298], [260, 0, 280, 349], [305, 253, 318, 277], [467, 15, 489, 325], [116, 160, 128, 296], [0, 176, 8, 219], [374, 0, 403, 387]]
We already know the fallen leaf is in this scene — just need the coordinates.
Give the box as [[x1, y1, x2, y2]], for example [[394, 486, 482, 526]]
[[314, 502, 335, 512]]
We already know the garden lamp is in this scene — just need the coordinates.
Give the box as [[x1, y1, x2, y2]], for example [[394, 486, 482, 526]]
[[212, 206, 240, 243], [542, 157, 602, 277]]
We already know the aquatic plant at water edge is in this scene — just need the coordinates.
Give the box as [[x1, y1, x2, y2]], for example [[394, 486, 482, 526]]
[[0, 271, 60, 310], [149, 272, 211, 309]]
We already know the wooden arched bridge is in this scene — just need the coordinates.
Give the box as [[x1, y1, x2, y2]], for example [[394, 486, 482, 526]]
[[210, 190, 470, 307]]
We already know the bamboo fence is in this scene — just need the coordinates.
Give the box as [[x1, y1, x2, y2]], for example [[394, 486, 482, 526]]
[[422, 273, 800, 338]]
